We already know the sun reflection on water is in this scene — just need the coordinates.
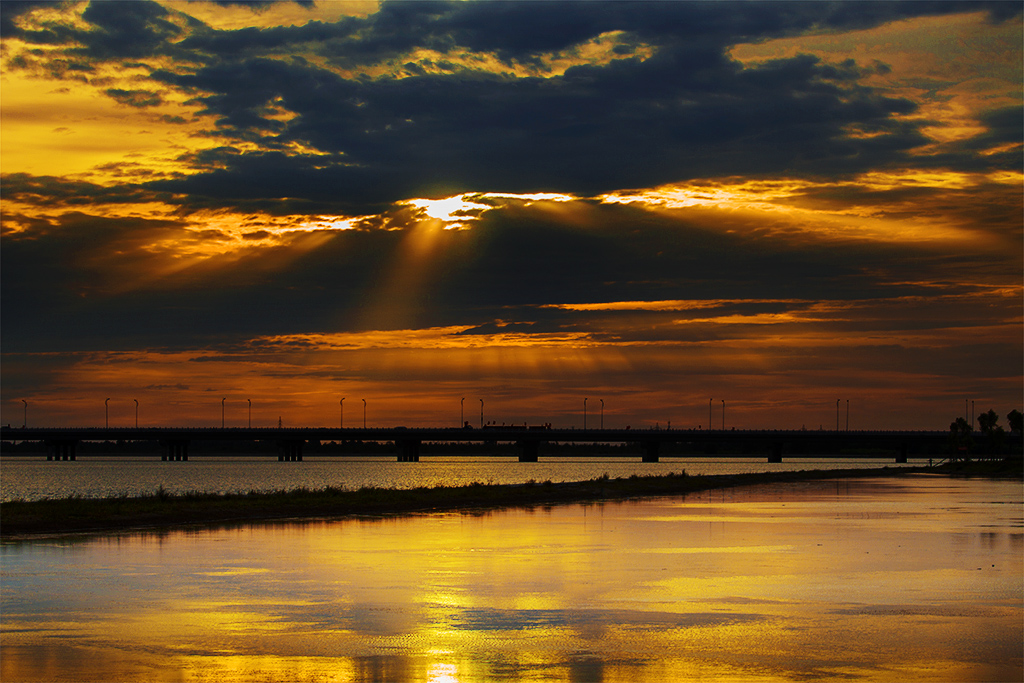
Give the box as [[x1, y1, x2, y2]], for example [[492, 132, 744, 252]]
[[1, 477, 1020, 682]]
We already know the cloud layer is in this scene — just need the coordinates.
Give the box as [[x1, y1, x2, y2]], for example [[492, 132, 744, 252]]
[[1, 1, 1020, 429]]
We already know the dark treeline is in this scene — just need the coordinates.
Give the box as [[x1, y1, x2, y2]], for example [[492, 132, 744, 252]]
[[950, 408, 1023, 457]]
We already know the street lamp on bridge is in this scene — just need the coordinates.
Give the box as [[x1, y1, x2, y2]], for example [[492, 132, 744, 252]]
[[134, 399, 139, 428], [600, 399, 604, 430], [461, 397, 465, 427], [105, 398, 110, 429], [22, 399, 27, 429], [480, 399, 484, 428], [583, 398, 587, 430], [709, 398, 713, 430], [362, 399, 366, 428], [721, 399, 725, 430], [221, 398, 226, 428], [248, 399, 252, 428], [339, 398, 344, 429]]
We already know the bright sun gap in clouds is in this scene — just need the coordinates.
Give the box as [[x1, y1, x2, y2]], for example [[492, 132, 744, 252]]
[[401, 192, 577, 229]]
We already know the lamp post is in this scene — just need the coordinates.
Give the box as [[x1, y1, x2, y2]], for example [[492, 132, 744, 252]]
[[583, 398, 588, 430], [339, 398, 344, 429], [105, 398, 110, 429], [21, 399, 27, 428], [600, 399, 604, 429], [362, 399, 366, 428], [846, 399, 849, 431], [134, 399, 139, 428], [461, 397, 465, 427], [721, 399, 725, 430], [221, 398, 226, 428], [479, 399, 484, 428], [837, 399, 840, 432], [248, 399, 252, 428], [709, 398, 713, 430]]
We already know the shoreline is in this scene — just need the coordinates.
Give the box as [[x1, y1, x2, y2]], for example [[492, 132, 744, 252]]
[[1, 459, 1019, 540]]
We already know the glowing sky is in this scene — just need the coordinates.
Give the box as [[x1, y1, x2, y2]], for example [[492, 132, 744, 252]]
[[1, 1, 1021, 430]]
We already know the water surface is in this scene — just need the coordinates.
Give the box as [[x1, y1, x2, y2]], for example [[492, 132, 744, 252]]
[[0, 455, 927, 502], [2, 474, 1020, 682]]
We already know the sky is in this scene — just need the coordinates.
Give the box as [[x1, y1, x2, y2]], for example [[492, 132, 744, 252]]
[[1, 0, 1021, 432]]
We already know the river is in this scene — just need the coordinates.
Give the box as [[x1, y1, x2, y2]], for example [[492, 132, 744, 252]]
[[0, 455, 930, 502], [1, 473, 1020, 682]]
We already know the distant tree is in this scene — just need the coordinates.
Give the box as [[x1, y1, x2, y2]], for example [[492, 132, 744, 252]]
[[976, 409, 1007, 456], [950, 417, 972, 436], [949, 417, 973, 459], [977, 409, 999, 435], [1008, 409, 1023, 435]]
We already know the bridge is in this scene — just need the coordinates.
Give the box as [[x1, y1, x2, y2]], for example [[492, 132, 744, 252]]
[[1, 426, 964, 463]]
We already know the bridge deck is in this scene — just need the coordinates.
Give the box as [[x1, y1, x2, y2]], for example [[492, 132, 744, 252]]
[[1, 426, 952, 443], [1, 426, 967, 463]]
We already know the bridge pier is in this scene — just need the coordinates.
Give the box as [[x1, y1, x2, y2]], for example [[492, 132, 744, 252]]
[[641, 441, 660, 463], [517, 440, 540, 462], [768, 442, 783, 463], [46, 440, 77, 461], [277, 440, 304, 461], [896, 443, 908, 464], [396, 439, 420, 462], [161, 439, 189, 461]]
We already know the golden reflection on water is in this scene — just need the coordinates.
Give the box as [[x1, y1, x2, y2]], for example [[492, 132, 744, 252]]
[[2, 476, 1021, 682]]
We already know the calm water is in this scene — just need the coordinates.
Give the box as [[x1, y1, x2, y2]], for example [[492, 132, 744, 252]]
[[0, 455, 929, 502], [2, 475, 1021, 682]]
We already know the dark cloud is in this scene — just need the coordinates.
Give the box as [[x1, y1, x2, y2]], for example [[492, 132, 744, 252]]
[[335, 1, 1017, 67], [4, 1, 1018, 214], [0, 0, 76, 39], [455, 321, 539, 336], [105, 88, 163, 108], [76, 1, 186, 60], [1, 212, 189, 312], [431, 202, 1012, 316], [793, 179, 1024, 244], [1, 173, 163, 206], [1, 1, 1020, 426], [143, 48, 928, 213], [0, 1, 46, 36], [210, 1, 314, 8], [959, 104, 1024, 155], [1, 211, 398, 352], [144, 150, 410, 215], [3, 199, 1016, 356]]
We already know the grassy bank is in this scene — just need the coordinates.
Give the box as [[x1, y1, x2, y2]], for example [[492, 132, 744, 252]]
[[2, 459, 1019, 539]]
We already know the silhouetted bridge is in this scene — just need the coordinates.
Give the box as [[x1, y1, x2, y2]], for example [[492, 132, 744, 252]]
[[1, 426, 963, 463]]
